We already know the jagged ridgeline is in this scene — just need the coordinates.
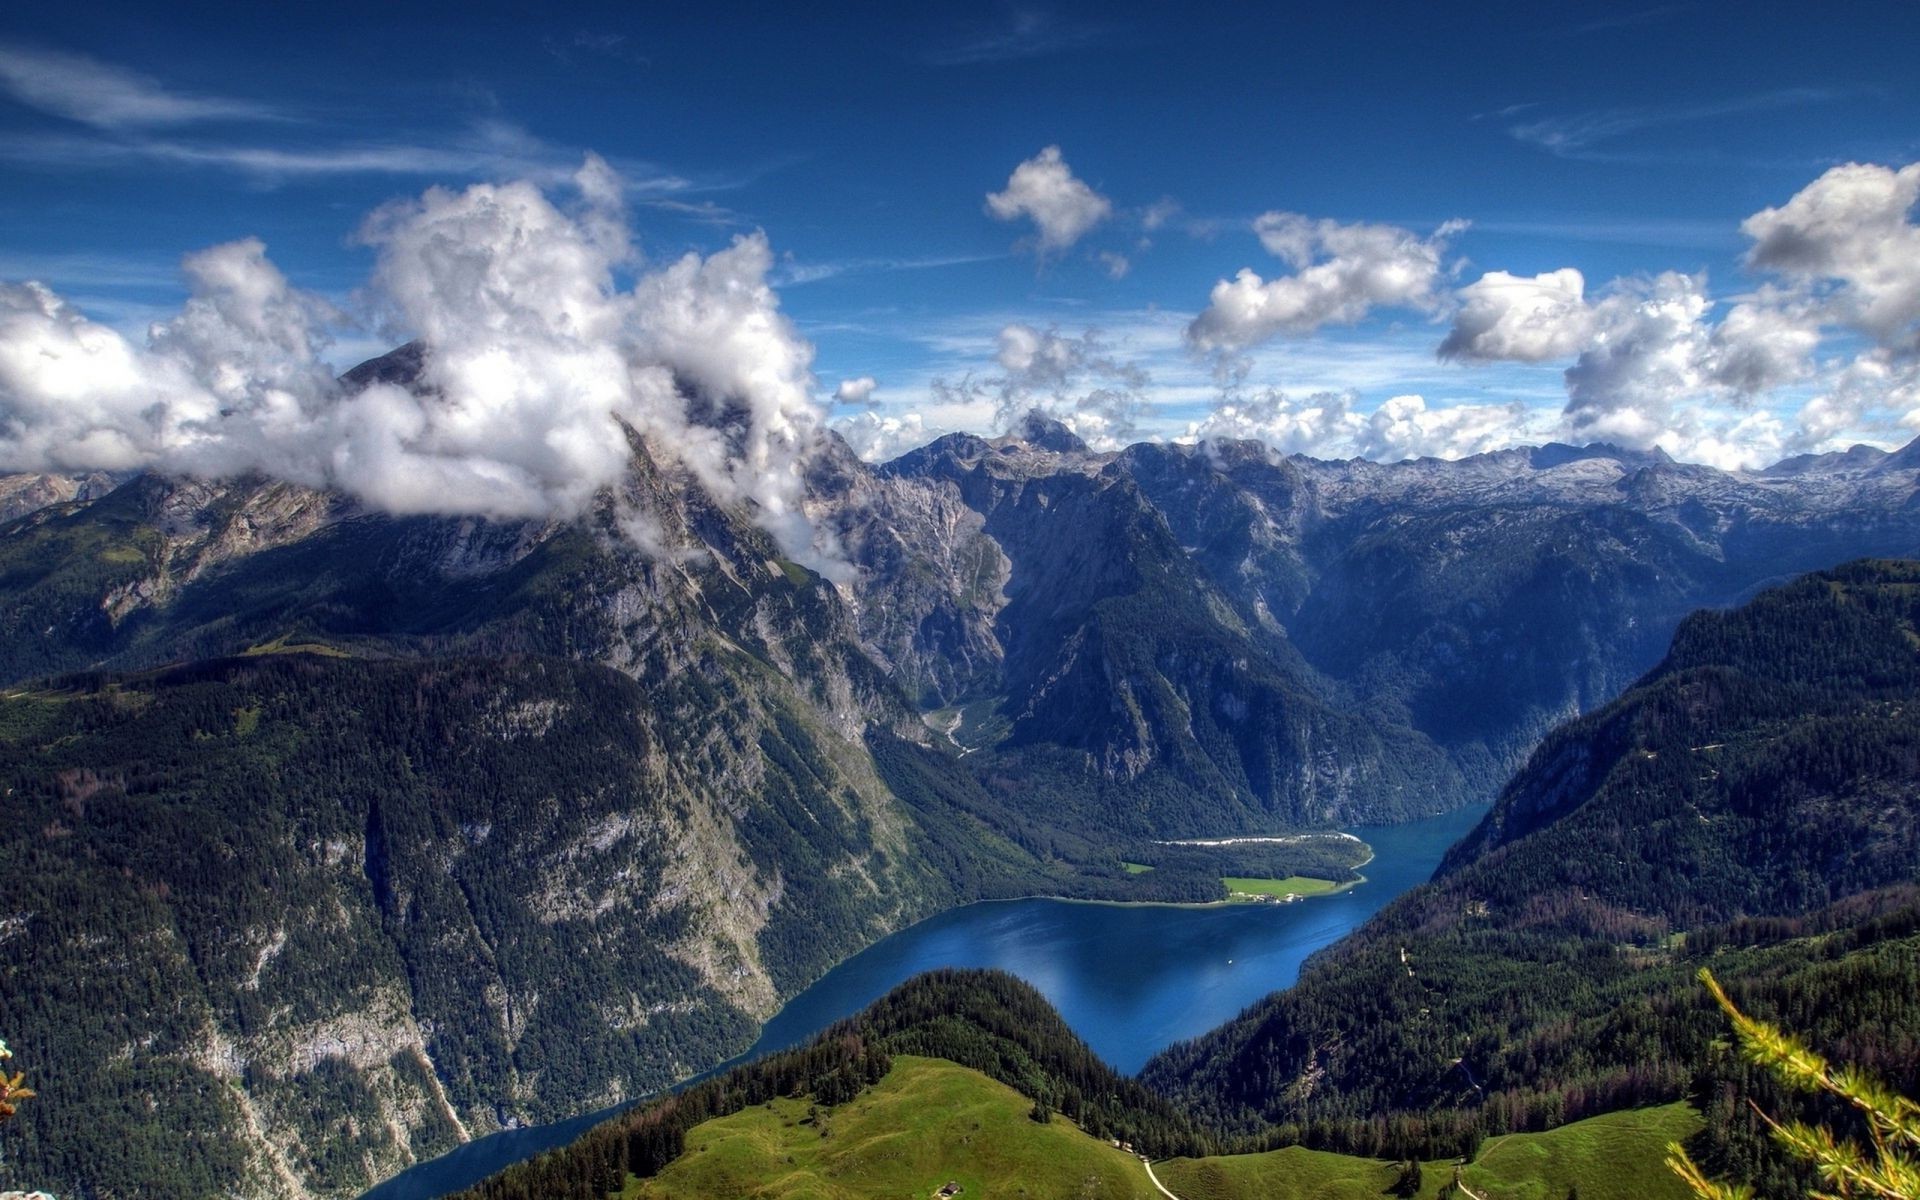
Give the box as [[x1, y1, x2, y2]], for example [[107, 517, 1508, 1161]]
[[446, 970, 1212, 1200], [1143, 560, 1920, 1185], [6, 340, 1920, 1200]]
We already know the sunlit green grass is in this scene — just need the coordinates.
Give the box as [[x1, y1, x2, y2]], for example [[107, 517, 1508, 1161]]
[[1220, 875, 1345, 900], [624, 1055, 1160, 1200], [1157, 1102, 1702, 1200]]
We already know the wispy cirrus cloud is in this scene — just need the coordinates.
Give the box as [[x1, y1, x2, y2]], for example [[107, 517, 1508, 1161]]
[[1508, 88, 1848, 161], [0, 116, 706, 200], [541, 30, 649, 66], [0, 43, 287, 128], [927, 8, 1111, 65], [1553, 4, 1692, 38], [775, 252, 1003, 287], [0, 45, 730, 213]]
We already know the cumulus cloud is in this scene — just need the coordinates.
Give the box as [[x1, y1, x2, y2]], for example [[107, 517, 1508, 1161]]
[[1440, 268, 1593, 362], [1743, 161, 1920, 348], [1792, 350, 1920, 453], [1548, 272, 1825, 463], [834, 376, 878, 406], [1355, 394, 1533, 462], [914, 323, 1149, 451], [1188, 389, 1361, 456], [1188, 387, 1532, 461], [0, 155, 833, 561], [985, 145, 1112, 254], [831, 409, 937, 462], [990, 322, 1147, 447], [1707, 289, 1822, 395], [1559, 271, 1715, 446], [1187, 214, 1464, 352]]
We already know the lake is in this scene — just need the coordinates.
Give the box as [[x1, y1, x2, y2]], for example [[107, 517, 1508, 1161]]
[[361, 802, 1487, 1199]]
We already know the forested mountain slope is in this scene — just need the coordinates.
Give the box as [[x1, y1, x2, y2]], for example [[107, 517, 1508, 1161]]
[[1143, 561, 1920, 1186], [7, 345, 1920, 1200]]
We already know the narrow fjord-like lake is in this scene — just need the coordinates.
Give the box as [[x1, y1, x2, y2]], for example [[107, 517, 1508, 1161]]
[[363, 803, 1487, 1200]]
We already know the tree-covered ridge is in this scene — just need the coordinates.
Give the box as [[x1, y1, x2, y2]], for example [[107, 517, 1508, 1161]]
[[1143, 561, 1920, 1172], [448, 970, 1216, 1200]]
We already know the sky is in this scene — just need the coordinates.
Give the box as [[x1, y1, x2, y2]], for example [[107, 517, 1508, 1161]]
[[1, 0, 1918, 502]]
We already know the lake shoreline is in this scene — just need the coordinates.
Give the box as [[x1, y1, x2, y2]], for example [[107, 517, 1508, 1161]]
[[977, 873, 1369, 911], [360, 804, 1487, 1200]]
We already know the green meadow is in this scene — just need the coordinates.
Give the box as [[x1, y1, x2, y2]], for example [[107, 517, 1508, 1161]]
[[626, 1055, 1700, 1200]]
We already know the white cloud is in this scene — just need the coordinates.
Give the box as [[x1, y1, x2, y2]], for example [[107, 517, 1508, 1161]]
[[0, 156, 833, 562], [1707, 290, 1821, 395], [831, 410, 937, 461], [1792, 350, 1920, 453], [985, 145, 1112, 254], [929, 13, 1109, 66], [1140, 198, 1181, 231], [1187, 389, 1360, 456], [1187, 388, 1534, 462], [1507, 89, 1842, 162], [1355, 394, 1534, 462], [1743, 161, 1920, 348], [0, 43, 284, 128], [835, 376, 878, 406], [1561, 271, 1714, 446], [991, 322, 1147, 448], [1424, 161, 1920, 465], [1439, 268, 1593, 362], [1097, 250, 1131, 279], [914, 322, 1150, 451], [1187, 214, 1463, 351]]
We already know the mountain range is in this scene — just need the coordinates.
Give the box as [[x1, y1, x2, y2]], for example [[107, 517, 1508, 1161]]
[[5, 347, 1920, 1198]]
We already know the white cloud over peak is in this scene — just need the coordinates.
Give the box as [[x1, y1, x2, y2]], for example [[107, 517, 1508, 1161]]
[[1187, 388, 1533, 462], [1186, 214, 1464, 352], [985, 146, 1113, 254], [991, 322, 1147, 447], [832, 409, 935, 462], [0, 156, 833, 561], [1356, 393, 1533, 462], [1560, 271, 1715, 446]]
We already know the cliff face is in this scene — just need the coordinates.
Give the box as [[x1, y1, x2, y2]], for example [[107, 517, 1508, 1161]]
[[1, 649, 959, 1199], [0, 435, 978, 1200], [7, 357, 1920, 1198]]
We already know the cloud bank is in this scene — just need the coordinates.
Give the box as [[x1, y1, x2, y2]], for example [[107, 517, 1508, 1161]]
[[0, 155, 829, 556], [1418, 161, 1920, 466]]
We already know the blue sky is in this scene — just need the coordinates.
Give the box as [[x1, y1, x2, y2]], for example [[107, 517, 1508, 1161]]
[[2, 0, 1918, 472]]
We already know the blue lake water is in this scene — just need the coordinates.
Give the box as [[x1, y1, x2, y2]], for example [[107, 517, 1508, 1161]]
[[362, 802, 1487, 1200]]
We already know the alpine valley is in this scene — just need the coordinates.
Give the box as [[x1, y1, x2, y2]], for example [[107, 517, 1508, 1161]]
[[4, 337, 1920, 1198]]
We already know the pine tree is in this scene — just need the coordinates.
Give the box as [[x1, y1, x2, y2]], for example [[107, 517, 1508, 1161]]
[[0, 1039, 33, 1125], [1668, 969, 1920, 1200]]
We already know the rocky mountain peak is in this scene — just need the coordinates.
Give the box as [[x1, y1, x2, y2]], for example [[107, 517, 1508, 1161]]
[[1003, 409, 1090, 455]]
